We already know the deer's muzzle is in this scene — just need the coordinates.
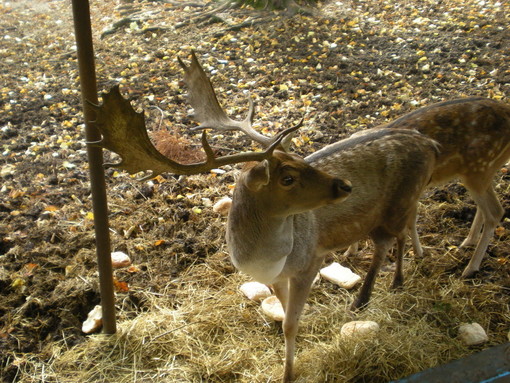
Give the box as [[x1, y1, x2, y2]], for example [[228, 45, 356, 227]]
[[332, 178, 352, 201]]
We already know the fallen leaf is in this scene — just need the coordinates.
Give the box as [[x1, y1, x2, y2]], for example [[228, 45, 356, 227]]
[[127, 265, 141, 273], [23, 263, 38, 276], [113, 278, 129, 293], [11, 278, 25, 289], [8, 189, 25, 199]]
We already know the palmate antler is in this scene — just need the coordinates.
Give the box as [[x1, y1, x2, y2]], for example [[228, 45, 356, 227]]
[[90, 85, 299, 180], [177, 51, 274, 146]]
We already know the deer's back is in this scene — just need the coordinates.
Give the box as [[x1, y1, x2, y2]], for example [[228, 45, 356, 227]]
[[384, 97, 510, 185], [306, 129, 438, 251]]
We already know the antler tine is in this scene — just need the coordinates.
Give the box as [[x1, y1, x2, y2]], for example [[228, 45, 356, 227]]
[[279, 118, 302, 149], [178, 50, 274, 147], [198, 122, 300, 169]]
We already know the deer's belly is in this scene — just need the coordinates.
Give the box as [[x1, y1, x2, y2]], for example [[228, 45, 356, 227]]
[[231, 255, 287, 285]]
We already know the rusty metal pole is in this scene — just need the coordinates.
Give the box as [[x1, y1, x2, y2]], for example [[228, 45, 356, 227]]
[[71, 0, 116, 334]]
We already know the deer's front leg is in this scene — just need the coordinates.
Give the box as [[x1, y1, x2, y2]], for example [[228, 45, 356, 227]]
[[272, 280, 289, 312], [280, 264, 321, 382], [281, 280, 308, 382]]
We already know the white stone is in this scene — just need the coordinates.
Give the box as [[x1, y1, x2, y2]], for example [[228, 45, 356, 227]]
[[458, 323, 488, 346], [341, 320, 380, 339], [111, 251, 131, 268], [213, 197, 232, 216], [82, 305, 103, 334], [239, 282, 272, 302], [261, 296, 285, 322], [320, 262, 361, 289]]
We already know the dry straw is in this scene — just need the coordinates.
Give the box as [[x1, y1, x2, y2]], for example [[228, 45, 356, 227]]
[[19, 240, 509, 383]]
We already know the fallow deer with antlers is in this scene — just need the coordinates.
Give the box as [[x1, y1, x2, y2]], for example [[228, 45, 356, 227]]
[[92, 52, 440, 382]]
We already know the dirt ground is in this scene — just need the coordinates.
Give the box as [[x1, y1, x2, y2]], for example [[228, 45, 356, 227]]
[[0, 0, 509, 382]]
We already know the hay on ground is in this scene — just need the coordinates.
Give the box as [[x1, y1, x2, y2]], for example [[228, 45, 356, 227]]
[[18, 237, 509, 383]]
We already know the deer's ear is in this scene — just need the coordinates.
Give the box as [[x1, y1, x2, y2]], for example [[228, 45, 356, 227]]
[[244, 160, 271, 191]]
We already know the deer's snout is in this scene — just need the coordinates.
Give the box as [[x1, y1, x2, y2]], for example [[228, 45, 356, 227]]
[[332, 178, 352, 201]]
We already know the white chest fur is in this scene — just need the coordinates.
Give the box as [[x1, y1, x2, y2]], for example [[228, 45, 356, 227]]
[[231, 254, 287, 285]]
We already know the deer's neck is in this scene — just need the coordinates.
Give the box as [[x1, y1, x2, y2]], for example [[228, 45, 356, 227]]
[[226, 188, 305, 285]]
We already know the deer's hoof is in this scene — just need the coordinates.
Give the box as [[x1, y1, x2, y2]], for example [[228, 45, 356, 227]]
[[350, 298, 368, 312], [461, 267, 478, 279], [391, 275, 404, 290]]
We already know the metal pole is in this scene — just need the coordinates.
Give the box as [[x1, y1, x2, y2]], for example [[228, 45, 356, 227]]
[[71, 0, 116, 334]]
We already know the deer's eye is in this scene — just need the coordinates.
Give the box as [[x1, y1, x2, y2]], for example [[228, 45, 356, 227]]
[[281, 175, 295, 186]]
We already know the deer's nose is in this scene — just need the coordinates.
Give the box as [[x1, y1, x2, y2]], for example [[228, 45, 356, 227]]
[[333, 178, 352, 199]]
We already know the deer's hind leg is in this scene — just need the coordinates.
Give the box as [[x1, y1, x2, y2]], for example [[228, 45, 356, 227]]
[[408, 204, 424, 258], [460, 209, 484, 248], [351, 233, 394, 311], [461, 185, 504, 277]]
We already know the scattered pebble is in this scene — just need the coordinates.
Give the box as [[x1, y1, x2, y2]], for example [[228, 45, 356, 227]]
[[62, 160, 76, 169], [111, 251, 132, 268], [320, 262, 361, 289], [82, 305, 103, 334], [213, 196, 232, 216], [201, 197, 213, 207], [240, 281, 272, 302], [341, 321, 380, 339], [458, 323, 488, 346], [0, 164, 16, 177], [261, 296, 285, 321]]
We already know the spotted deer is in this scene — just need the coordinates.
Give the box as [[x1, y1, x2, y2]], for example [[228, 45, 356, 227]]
[[347, 97, 510, 278], [93, 52, 438, 382]]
